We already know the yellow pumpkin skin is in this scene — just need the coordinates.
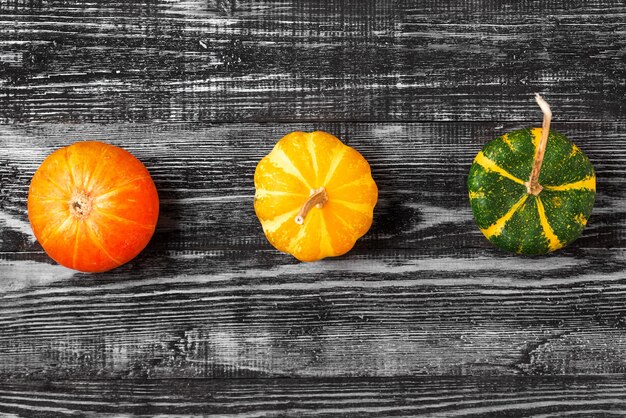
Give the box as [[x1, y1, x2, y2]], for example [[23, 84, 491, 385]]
[[254, 131, 378, 262]]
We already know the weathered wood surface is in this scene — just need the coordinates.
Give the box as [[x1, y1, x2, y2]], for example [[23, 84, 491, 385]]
[[1, 377, 626, 416], [0, 0, 625, 123], [1, 122, 625, 382], [1, 0, 626, 414]]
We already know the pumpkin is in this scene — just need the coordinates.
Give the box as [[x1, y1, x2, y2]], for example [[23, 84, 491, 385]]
[[254, 131, 378, 262], [28, 141, 159, 272], [467, 94, 595, 254]]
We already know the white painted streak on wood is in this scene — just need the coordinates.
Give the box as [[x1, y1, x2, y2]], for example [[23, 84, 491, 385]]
[[0, 254, 592, 303], [0, 211, 33, 242], [0, 261, 75, 292]]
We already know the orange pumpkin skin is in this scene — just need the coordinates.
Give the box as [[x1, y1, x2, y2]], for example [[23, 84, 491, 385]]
[[254, 131, 378, 262], [28, 141, 159, 273]]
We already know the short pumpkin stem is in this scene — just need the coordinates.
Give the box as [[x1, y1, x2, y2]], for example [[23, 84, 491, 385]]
[[525, 93, 552, 196], [295, 187, 328, 225], [69, 192, 93, 219]]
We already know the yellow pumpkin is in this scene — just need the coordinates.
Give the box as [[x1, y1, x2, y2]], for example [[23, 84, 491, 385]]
[[254, 131, 378, 262]]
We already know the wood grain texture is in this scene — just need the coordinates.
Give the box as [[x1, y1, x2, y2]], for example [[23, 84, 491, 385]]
[[1, 377, 626, 416], [0, 0, 625, 123], [1, 0, 626, 412], [1, 122, 625, 380]]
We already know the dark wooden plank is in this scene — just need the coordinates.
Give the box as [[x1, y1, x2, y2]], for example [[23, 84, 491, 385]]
[[1, 122, 623, 254], [1, 376, 626, 416], [0, 122, 625, 378], [0, 0, 624, 123]]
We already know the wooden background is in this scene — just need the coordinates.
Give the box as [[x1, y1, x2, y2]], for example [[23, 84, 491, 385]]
[[1, 0, 625, 415]]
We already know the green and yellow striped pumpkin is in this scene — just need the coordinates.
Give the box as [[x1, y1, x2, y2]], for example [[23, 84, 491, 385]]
[[468, 128, 595, 254]]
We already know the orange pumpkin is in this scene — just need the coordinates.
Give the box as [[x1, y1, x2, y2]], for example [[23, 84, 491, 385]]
[[254, 131, 378, 261], [28, 141, 159, 273]]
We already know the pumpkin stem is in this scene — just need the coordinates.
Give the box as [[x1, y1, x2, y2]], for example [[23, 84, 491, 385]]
[[295, 187, 328, 225], [525, 93, 552, 196], [69, 192, 93, 219]]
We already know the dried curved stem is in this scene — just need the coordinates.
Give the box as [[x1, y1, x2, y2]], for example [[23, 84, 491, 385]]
[[525, 93, 552, 196], [294, 187, 328, 225]]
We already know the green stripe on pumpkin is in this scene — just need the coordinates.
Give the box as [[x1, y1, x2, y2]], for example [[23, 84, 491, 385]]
[[540, 188, 595, 247], [467, 162, 527, 229], [540, 131, 595, 187], [479, 128, 538, 181], [487, 196, 550, 254], [536, 196, 563, 252]]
